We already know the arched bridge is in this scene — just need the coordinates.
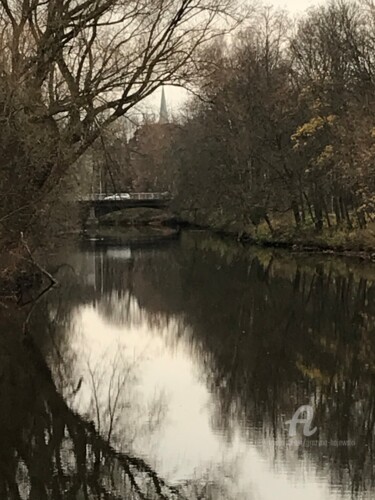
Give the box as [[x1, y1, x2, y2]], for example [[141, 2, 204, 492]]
[[80, 192, 171, 218]]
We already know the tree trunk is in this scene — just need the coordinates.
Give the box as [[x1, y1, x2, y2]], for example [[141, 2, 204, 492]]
[[264, 213, 274, 234], [303, 192, 315, 224], [323, 198, 332, 228], [314, 203, 324, 231], [356, 210, 366, 229], [299, 189, 306, 224], [344, 201, 353, 229], [333, 196, 342, 226], [291, 199, 301, 227]]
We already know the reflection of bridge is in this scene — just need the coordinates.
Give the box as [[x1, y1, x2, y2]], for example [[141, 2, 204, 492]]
[[80, 192, 171, 218]]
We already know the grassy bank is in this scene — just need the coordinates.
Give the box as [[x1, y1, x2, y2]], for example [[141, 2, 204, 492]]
[[251, 221, 375, 258], [176, 209, 375, 259]]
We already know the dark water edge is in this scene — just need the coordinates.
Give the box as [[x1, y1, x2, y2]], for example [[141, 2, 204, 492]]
[[82, 225, 180, 248], [1, 230, 375, 499]]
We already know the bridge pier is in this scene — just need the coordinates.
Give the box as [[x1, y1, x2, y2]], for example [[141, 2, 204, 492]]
[[86, 206, 98, 226]]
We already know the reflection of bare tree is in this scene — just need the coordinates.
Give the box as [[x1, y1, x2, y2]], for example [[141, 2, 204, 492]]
[[178, 463, 245, 500], [82, 345, 167, 452], [0, 313, 180, 500]]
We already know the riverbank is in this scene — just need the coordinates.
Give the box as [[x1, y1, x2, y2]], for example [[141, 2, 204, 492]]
[[248, 225, 375, 260], [94, 205, 375, 259], [175, 210, 375, 260]]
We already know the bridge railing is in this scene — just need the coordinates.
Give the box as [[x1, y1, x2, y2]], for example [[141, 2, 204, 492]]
[[129, 192, 169, 200], [80, 192, 170, 202]]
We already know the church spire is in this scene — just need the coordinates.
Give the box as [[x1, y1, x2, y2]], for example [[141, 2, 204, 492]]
[[159, 87, 169, 124]]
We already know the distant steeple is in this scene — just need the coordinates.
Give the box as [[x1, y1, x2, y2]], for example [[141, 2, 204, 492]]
[[159, 87, 169, 124]]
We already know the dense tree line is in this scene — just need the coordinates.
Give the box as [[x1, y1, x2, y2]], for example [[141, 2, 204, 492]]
[[168, 1, 375, 235]]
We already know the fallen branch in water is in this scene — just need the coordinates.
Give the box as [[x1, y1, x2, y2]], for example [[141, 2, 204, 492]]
[[19, 232, 57, 286], [22, 281, 56, 335], [5, 233, 59, 333]]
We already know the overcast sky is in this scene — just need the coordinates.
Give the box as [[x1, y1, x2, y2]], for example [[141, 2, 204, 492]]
[[137, 0, 325, 117], [275, 0, 323, 12]]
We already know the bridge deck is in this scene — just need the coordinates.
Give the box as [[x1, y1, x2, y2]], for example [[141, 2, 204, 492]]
[[80, 192, 170, 202]]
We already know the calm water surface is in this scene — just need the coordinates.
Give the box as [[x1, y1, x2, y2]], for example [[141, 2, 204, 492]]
[[1, 231, 375, 499]]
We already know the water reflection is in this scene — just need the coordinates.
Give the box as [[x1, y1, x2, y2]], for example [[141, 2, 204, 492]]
[[2, 232, 375, 499], [0, 316, 178, 499], [47, 234, 375, 498]]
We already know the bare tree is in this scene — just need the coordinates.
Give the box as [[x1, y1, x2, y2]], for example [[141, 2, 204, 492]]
[[0, 0, 239, 240]]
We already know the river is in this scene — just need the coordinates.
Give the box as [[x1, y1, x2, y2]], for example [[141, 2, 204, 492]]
[[1, 230, 374, 499]]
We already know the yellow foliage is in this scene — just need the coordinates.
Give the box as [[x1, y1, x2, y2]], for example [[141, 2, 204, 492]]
[[315, 144, 334, 166], [292, 115, 337, 144], [292, 116, 325, 142]]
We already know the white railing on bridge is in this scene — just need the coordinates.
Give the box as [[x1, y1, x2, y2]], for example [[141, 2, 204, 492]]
[[129, 192, 168, 200], [80, 192, 170, 202]]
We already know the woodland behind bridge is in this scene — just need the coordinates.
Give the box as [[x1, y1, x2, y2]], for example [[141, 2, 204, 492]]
[[170, 0, 375, 244], [101, 1, 375, 249]]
